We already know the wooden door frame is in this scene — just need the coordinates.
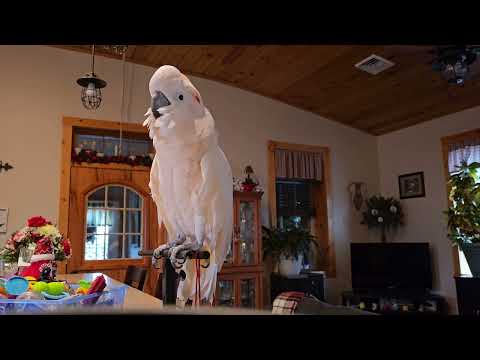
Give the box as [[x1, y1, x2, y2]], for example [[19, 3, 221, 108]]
[[267, 140, 336, 278], [440, 128, 480, 277], [57, 116, 154, 273]]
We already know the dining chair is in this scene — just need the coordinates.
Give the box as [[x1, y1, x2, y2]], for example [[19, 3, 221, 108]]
[[124, 266, 147, 291]]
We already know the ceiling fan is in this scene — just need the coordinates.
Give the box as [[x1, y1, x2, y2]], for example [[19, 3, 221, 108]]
[[429, 45, 480, 85]]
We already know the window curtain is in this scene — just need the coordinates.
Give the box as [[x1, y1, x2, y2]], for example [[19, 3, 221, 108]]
[[448, 137, 480, 173], [275, 149, 323, 181]]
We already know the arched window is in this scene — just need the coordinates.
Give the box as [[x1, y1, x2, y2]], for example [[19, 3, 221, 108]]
[[85, 185, 143, 260]]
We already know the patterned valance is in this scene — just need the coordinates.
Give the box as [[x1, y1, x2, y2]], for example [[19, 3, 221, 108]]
[[275, 149, 323, 181], [448, 137, 480, 173]]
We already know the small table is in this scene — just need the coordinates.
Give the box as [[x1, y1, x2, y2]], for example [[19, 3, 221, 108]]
[[56, 273, 163, 312]]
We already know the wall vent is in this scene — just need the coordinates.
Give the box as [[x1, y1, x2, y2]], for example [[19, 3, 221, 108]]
[[354, 54, 395, 75]]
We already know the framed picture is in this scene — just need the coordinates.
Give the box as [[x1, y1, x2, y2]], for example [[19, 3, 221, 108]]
[[398, 172, 425, 199], [0, 208, 8, 233]]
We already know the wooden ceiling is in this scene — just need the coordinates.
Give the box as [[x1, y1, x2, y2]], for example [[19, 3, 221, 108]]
[[53, 45, 480, 135]]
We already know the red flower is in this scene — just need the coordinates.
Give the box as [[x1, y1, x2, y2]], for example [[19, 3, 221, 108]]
[[62, 238, 71, 257], [27, 216, 48, 228]]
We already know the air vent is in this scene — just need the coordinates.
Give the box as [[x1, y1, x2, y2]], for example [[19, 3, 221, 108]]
[[355, 54, 395, 75]]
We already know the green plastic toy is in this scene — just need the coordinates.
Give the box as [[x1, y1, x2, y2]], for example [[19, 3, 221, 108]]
[[32, 281, 48, 293], [78, 280, 91, 290], [46, 282, 65, 296]]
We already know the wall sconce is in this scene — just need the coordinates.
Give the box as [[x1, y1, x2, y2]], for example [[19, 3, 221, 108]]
[[0, 161, 13, 173], [348, 182, 367, 211]]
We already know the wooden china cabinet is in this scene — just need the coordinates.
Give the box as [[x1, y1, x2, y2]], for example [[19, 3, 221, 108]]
[[215, 191, 264, 309]]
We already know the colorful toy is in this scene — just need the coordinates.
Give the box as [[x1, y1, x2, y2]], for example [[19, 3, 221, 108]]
[[5, 276, 29, 296], [25, 276, 37, 291], [41, 291, 68, 300], [0, 278, 6, 295], [46, 282, 65, 296], [78, 280, 91, 290], [87, 275, 106, 295], [32, 281, 48, 293], [75, 287, 89, 295]]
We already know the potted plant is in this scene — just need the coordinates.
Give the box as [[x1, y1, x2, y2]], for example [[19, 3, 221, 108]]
[[262, 221, 318, 276], [445, 161, 480, 276], [361, 195, 404, 242]]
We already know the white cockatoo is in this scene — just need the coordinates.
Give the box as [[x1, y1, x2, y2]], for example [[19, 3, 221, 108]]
[[143, 65, 233, 305]]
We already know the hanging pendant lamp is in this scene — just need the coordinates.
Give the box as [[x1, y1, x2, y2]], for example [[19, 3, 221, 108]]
[[77, 45, 107, 110]]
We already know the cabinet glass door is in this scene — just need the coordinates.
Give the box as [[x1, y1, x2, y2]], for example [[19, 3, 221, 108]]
[[224, 240, 233, 265], [238, 200, 257, 265], [217, 279, 235, 307], [240, 278, 256, 308]]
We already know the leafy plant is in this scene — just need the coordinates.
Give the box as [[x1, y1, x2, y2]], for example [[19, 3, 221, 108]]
[[262, 221, 318, 263], [445, 161, 480, 250], [361, 195, 404, 242]]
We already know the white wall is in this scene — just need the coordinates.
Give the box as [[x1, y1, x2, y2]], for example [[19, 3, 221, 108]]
[[0, 45, 380, 304], [377, 105, 480, 312]]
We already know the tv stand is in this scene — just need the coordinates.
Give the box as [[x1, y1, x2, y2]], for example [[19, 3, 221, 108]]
[[342, 289, 447, 315]]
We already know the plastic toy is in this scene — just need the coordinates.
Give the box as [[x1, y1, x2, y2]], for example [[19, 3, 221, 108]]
[[24, 276, 37, 290], [75, 287, 89, 295], [46, 282, 65, 296], [5, 276, 29, 296], [32, 281, 48, 293], [87, 275, 106, 295], [41, 291, 69, 300], [78, 280, 91, 289]]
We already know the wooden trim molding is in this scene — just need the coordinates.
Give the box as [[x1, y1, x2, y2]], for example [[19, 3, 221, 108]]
[[440, 128, 480, 277], [58, 116, 150, 273], [267, 140, 336, 277], [63, 116, 147, 134]]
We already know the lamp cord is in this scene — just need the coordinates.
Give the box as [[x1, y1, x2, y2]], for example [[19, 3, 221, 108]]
[[119, 50, 127, 155], [91, 45, 95, 74]]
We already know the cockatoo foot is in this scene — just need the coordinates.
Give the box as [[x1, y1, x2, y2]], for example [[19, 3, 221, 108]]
[[169, 242, 202, 269]]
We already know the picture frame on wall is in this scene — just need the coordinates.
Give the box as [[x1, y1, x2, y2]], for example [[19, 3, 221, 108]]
[[0, 208, 8, 234], [398, 172, 425, 199]]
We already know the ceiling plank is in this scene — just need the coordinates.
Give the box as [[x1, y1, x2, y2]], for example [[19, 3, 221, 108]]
[[48, 45, 480, 136]]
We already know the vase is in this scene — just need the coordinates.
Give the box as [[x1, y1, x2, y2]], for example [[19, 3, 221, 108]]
[[463, 243, 480, 277], [278, 255, 303, 276]]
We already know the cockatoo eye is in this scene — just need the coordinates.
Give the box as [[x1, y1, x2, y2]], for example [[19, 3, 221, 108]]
[[178, 94, 184, 101]]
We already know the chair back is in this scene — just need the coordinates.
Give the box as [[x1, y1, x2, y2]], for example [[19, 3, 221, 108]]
[[124, 266, 147, 291]]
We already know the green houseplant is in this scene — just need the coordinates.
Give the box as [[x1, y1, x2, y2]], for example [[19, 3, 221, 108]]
[[445, 161, 480, 276], [361, 195, 404, 242], [262, 221, 318, 276]]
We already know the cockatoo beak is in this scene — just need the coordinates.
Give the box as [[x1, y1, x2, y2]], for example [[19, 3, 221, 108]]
[[151, 91, 171, 119]]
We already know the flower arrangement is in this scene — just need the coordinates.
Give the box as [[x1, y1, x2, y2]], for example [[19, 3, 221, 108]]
[[361, 195, 404, 242], [0, 216, 71, 270]]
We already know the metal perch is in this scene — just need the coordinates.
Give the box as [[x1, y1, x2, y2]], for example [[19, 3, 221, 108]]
[[139, 249, 210, 305]]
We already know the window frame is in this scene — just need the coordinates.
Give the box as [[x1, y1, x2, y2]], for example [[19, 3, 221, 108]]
[[440, 128, 480, 276], [267, 140, 335, 278], [84, 184, 144, 261]]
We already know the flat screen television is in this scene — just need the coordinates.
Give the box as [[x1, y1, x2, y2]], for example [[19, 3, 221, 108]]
[[350, 243, 432, 291]]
